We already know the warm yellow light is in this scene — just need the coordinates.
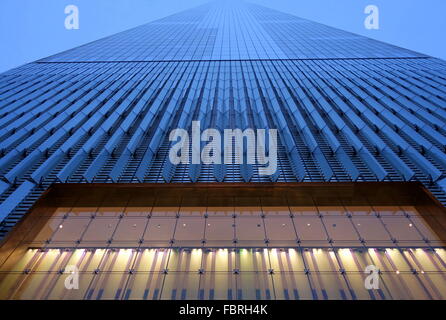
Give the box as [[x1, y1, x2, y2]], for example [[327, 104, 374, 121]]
[[120, 248, 132, 255]]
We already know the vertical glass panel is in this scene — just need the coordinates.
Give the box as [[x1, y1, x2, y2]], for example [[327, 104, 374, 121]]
[[199, 272, 235, 300], [307, 271, 350, 300], [418, 273, 446, 299], [76, 249, 107, 272], [381, 216, 425, 244], [379, 273, 430, 300], [264, 216, 297, 246], [368, 249, 400, 272], [48, 272, 95, 299], [337, 248, 375, 272], [384, 249, 413, 272], [166, 249, 203, 272], [324, 216, 360, 246], [3, 249, 71, 300], [303, 249, 340, 272], [272, 272, 313, 300], [143, 217, 176, 246], [174, 217, 205, 246], [351, 216, 392, 246], [0, 272, 26, 299], [24, 217, 63, 243], [51, 218, 91, 244], [235, 217, 265, 246], [346, 273, 375, 300], [81, 218, 119, 246], [268, 248, 305, 272], [161, 272, 200, 300], [0, 248, 40, 272], [236, 272, 274, 300], [403, 249, 438, 272], [124, 272, 165, 300], [32, 249, 67, 272], [1, 184, 445, 300], [112, 217, 148, 246], [9, 273, 57, 300], [134, 249, 169, 272], [293, 216, 328, 247], [87, 273, 130, 300], [410, 217, 441, 241], [237, 249, 270, 272], [204, 217, 235, 247], [435, 248, 446, 264], [201, 249, 231, 272], [99, 249, 136, 273]]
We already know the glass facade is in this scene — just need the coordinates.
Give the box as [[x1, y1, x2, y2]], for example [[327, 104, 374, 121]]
[[7, 203, 444, 249], [2, 247, 446, 300], [0, 183, 445, 300], [40, 2, 423, 62]]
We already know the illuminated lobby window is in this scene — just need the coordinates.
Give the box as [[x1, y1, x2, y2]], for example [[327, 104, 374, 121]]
[[0, 183, 445, 300]]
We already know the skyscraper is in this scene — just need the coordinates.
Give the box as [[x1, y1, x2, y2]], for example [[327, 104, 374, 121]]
[[0, 1, 445, 300]]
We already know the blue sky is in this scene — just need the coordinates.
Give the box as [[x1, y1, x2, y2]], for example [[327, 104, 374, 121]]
[[0, 0, 445, 73]]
